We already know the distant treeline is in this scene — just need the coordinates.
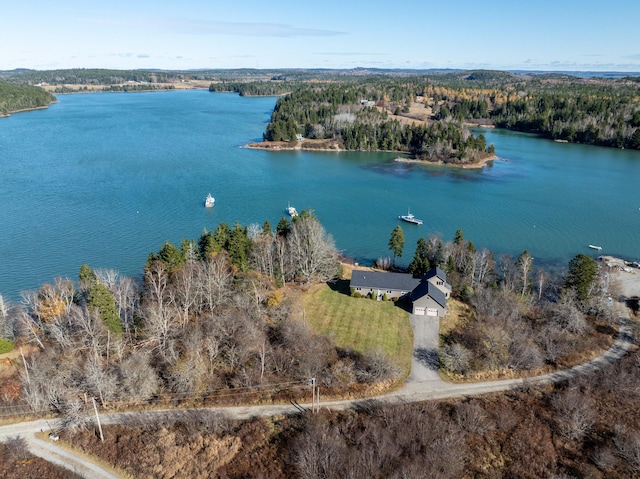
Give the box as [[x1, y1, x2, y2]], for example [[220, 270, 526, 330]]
[[208, 69, 640, 151], [0, 81, 55, 115], [209, 81, 300, 96], [4, 67, 640, 149], [1, 68, 183, 86]]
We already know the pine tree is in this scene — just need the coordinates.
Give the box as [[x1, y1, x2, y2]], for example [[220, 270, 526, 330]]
[[564, 254, 598, 302], [388, 226, 405, 267]]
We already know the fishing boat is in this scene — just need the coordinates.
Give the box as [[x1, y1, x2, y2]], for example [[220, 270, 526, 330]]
[[287, 203, 298, 217], [398, 209, 423, 225], [205, 193, 215, 208], [588, 244, 602, 251]]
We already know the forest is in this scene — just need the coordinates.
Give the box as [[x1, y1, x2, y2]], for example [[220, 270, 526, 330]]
[[0, 81, 55, 116]]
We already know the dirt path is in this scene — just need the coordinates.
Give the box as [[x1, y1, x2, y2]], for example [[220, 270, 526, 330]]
[[0, 419, 120, 479]]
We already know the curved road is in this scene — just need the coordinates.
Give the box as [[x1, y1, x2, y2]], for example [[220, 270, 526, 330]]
[[0, 302, 634, 479]]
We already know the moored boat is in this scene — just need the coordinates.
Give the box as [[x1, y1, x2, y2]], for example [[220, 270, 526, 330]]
[[287, 203, 298, 217], [398, 209, 423, 225], [588, 244, 602, 251], [205, 193, 215, 207]]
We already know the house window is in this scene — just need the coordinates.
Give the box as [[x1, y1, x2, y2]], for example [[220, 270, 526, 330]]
[[387, 290, 392, 293]]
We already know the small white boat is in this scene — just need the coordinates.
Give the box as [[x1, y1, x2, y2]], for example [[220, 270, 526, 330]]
[[398, 209, 423, 225], [287, 203, 298, 217], [205, 193, 215, 208], [588, 244, 602, 251]]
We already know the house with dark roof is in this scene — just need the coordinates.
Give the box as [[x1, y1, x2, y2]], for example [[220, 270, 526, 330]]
[[349, 267, 452, 317], [350, 270, 420, 300], [410, 281, 448, 317], [420, 267, 452, 300]]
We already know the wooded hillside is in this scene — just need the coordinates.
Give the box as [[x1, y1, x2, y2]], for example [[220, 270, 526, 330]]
[[0, 81, 55, 115]]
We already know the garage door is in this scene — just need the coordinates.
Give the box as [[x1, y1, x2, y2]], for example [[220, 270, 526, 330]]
[[413, 307, 426, 315], [426, 308, 438, 317]]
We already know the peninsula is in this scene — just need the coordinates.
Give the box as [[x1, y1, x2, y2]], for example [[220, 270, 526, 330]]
[[0, 81, 56, 117]]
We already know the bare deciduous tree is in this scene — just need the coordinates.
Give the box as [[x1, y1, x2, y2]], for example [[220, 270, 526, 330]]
[[287, 216, 340, 284], [117, 350, 160, 402], [200, 254, 233, 310], [552, 387, 595, 441]]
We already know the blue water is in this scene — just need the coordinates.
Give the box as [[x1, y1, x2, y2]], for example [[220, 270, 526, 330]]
[[1, 90, 639, 300]]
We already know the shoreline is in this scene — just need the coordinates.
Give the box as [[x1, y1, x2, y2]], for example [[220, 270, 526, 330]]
[[394, 154, 499, 169], [247, 139, 498, 169], [0, 103, 54, 118]]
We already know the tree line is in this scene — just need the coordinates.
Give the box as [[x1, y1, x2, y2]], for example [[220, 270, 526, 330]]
[[210, 69, 640, 151]]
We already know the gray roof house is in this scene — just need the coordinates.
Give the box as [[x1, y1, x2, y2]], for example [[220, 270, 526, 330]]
[[350, 270, 420, 300], [410, 281, 448, 317], [350, 267, 452, 317], [420, 267, 452, 299]]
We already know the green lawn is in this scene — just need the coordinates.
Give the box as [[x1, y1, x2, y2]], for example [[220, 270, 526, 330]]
[[0, 338, 14, 355], [301, 280, 414, 376]]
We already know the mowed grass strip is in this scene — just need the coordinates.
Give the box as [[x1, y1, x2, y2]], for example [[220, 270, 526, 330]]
[[302, 282, 413, 375]]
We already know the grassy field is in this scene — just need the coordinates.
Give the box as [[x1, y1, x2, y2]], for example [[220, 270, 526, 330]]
[[301, 279, 414, 376]]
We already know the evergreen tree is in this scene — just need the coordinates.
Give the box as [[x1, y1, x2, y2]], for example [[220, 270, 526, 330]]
[[227, 222, 250, 270], [198, 229, 216, 259], [276, 217, 290, 237], [388, 226, 405, 267], [88, 282, 122, 333], [262, 220, 273, 236], [78, 263, 122, 333], [213, 223, 231, 251], [157, 240, 183, 273], [564, 254, 598, 302], [407, 237, 431, 278]]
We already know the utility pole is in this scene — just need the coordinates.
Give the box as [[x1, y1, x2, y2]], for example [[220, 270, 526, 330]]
[[311, 377, 315, 414], [91, 397, 104, 442]]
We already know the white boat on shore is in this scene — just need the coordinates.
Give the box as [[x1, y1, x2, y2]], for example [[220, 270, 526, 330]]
[[205, 193, 215, 208], [589, 244, 602, 251], [287, 203, 298, 217], [398, 209, 423, 225]]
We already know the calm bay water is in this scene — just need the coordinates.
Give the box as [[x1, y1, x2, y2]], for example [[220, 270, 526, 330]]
[[1, 90, 639, 300]]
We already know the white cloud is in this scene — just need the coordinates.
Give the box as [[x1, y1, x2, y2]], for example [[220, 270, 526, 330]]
[[79, 16, 344, 38]]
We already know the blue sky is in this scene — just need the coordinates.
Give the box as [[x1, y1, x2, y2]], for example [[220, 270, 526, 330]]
[[2, 0, 639, 72]]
